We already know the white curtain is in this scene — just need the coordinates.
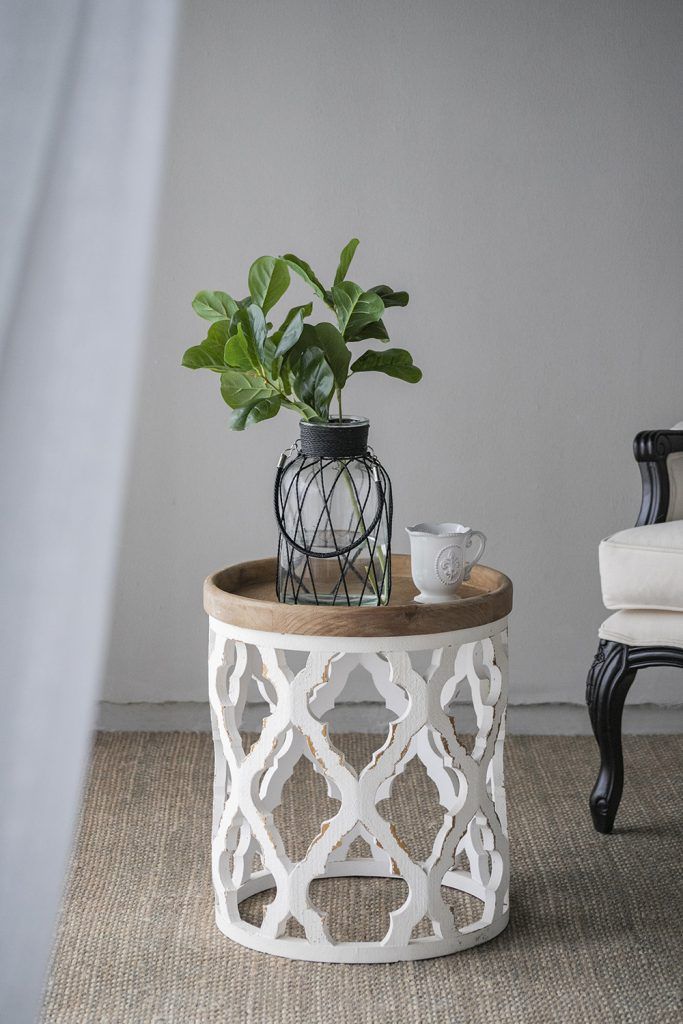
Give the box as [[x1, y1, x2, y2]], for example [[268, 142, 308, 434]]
[[0, 2, 178, 1020]]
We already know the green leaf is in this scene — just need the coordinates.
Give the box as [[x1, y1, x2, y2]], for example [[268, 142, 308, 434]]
[[220, 370, 276, 409], [192, 290, 238, 322], [281, 396, 321, 421], [332, 281, 384, 339], [246, 303, 267, 355], [206, 319, 231, 345], [346, 318, 390, 342], [230, 395, 281, 431], [350, 347, 422, 383], [271, 306, 311, 374], [181, 336, 227, 371], [282, 254, 328, 302], [233, 303, 272, 368], [309, 322, 351, 389], [273, 310, 305, 359], [279, 322, 317, 369], [278, 302, 313, 333], [333, 238, 359, 286], [248, 256, 291, 314], [369, 285, 409, 308], [224, 324, 258, 370], [182, 319, 231, 370], [291, 346, 335, 417], [279, 361, 292, 394]]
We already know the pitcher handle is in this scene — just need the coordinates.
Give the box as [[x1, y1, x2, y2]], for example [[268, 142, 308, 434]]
[[464, 530, 486, 580]]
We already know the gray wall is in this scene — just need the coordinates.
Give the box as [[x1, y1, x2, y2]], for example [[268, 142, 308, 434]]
[[103, 0, 683, 721]]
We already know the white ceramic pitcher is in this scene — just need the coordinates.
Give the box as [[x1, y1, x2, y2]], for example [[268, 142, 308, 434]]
[[405, 522, 487, 603]]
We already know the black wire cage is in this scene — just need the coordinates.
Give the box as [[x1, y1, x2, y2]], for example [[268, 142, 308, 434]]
[[275, 418, 393, 606]]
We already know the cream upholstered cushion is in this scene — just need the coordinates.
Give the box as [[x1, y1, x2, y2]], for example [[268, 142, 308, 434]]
[[599, 521, 683, 612], [600, 610, 683, 649]]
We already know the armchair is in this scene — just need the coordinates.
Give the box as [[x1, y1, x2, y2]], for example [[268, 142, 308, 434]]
[[586, 424, 683, 833]]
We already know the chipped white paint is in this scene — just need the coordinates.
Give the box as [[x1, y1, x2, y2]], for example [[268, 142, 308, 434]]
[[208, 618, 510, 963]]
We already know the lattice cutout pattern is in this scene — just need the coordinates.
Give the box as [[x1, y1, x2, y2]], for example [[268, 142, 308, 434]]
[[209, 624, 509, 963]]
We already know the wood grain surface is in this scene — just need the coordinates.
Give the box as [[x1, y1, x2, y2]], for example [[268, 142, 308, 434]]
[[204, 554, 512, 637]]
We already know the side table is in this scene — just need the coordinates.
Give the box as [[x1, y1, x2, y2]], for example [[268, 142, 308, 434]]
[[203, 554, 513, 963]]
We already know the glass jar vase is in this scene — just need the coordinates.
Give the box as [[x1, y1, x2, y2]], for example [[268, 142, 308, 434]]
[[275, 418, 392, 606]]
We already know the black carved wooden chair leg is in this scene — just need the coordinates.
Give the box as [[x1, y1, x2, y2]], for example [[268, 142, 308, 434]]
[[585, 640, 637, 833]]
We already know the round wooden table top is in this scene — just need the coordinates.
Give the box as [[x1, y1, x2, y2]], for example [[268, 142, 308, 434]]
[[204, 555, 512, 638]]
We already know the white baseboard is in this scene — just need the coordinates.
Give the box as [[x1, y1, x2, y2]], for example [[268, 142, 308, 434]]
[[97, 700, 683, 735]]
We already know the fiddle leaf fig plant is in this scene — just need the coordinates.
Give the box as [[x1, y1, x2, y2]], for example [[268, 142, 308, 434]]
[[182, 240, 421, 429]]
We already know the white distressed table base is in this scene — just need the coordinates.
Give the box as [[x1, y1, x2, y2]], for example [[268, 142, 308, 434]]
[[215, 863, 508, 963], [209, 618, 510, 964]]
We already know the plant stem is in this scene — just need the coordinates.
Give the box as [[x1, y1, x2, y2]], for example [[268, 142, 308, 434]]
[[337, 388, 343, 422]]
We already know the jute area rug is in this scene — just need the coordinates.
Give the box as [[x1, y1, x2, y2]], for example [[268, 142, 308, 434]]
[[41, 732, 682, 1024]]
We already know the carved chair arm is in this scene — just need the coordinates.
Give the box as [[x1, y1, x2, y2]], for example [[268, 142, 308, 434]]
[[633, 429, 683, 526]]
